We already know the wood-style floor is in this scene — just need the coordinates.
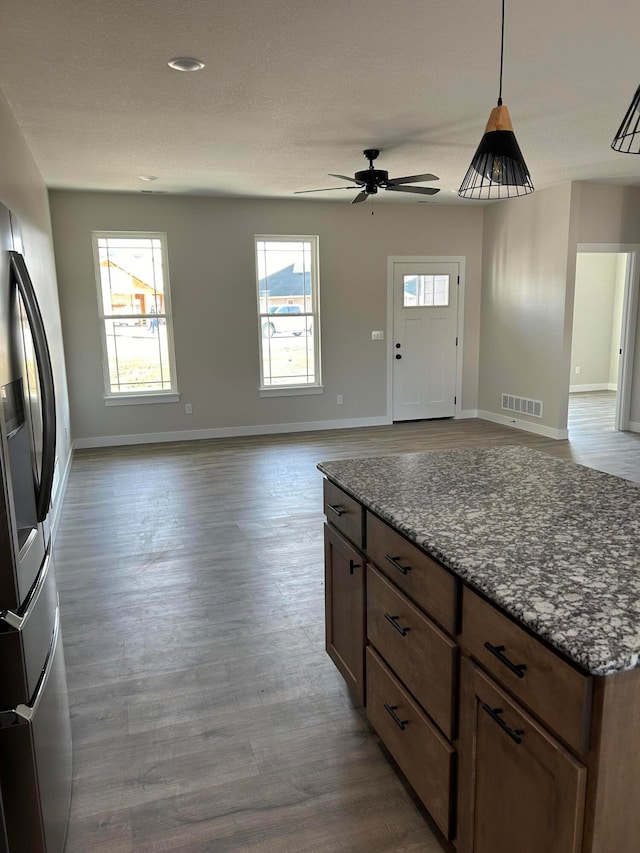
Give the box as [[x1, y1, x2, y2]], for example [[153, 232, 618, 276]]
[[53, 393, 640, 852]]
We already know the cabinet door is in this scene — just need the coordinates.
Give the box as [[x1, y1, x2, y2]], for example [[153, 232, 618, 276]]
[[324, 523, 365, 705], [458, 658, 586, 853]]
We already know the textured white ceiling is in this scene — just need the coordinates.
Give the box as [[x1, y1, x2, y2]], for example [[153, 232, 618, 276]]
[[0, 0, 639, 205]]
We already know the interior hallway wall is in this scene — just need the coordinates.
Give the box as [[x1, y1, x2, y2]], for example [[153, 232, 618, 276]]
[[478, 183, 575, 436], [0, 87, 71, 519], [571, 182, 640, 428]]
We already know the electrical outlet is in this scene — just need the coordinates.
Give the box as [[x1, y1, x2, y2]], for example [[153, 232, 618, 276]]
[[337, 395, 343, 405], [371, 330, 384, 340], [185, 403, 193, 414], [575, 366, 581, 374]]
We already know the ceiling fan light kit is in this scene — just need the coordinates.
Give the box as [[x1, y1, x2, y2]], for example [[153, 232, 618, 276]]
[[611, 84, 640, 153], [458, 0, 534, 200]]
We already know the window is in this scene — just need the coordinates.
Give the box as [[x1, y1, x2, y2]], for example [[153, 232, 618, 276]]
[[403, 274, 450, 307], [255, 236, 321, 393], [92, 232, 178, 402]]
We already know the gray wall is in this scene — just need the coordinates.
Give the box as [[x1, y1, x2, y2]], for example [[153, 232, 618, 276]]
[[478, 183, 575, 433], [49, 191, 483, 444], [0, 88, 71, 520]]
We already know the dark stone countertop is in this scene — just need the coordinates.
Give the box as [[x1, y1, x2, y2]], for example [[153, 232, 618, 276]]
[[318, 446, 640, 676]]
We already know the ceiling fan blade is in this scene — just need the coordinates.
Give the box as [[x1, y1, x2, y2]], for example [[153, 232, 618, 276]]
[[295, 186, 360, 194], [351, 191, 369, 204], [386, 173, 439, 185], [328, 173, 363, 184], [385, 185, 440, 196]]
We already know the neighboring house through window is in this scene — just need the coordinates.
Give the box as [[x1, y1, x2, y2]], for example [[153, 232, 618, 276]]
[[92, 232, 178, 403], [255, 236, 322, 395]]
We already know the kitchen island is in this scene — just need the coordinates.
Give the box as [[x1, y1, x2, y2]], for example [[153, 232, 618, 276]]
[[319, 446, 640, 853]]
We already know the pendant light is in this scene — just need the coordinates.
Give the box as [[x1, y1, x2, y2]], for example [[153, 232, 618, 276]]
[[611, 85, 640, 153], [458, 0, 534, 199]]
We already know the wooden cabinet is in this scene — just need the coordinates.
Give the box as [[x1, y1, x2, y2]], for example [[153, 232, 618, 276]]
[[457, 657, 587, 853], [322, 476, 640, 852], [324, 522, 365, 705]]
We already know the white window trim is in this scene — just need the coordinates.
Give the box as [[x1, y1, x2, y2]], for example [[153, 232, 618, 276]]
[[92, 231, 179, 401], [104, 392, 181, 407], [255, 234, 322, 394]]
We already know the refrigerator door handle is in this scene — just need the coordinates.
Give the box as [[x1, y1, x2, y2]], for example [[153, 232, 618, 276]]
[[0, 549, 51, 629], [9, 250, 57, 523], [15, 606, 60, 723]]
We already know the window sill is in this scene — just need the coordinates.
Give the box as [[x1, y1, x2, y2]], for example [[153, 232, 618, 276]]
[[104, 392, 180, 407], [260, 385, 324, 398]]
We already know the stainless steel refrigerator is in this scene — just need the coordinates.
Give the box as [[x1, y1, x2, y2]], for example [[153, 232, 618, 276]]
[[0, 201, 72, 852]]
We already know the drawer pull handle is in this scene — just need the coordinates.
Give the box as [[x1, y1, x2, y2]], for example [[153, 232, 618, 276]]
[[327, 503, 346, 517], [484, 642, 528, 678], [349, 559, 360, 576], [385, 554, 411, 575], [384, 613, 410, 637], [482, 703, 524, 744], [384, 703, 409, 731]]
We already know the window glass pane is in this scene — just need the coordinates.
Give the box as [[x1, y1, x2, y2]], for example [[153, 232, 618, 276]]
[[104, 319, 172, 394], [403, 274, 449, 307], [97, 237, 165, 316], [257, 241, 313, 315], [261, 322, 315, 385]]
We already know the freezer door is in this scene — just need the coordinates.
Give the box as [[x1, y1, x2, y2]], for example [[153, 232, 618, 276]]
[[0, 608, 72, 853], [0, 550, 57, 709]]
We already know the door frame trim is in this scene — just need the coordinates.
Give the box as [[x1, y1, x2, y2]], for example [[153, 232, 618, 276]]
[[386, 256, 466, 423]]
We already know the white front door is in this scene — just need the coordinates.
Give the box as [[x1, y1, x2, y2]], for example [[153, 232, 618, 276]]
[[392, 261, 459, 421]]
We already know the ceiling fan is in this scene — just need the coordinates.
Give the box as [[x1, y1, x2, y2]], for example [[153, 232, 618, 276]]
[[295, 149, 440, 204]]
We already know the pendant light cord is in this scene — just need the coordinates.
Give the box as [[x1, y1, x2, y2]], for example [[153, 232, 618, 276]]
[[498, 0, 505, 105]]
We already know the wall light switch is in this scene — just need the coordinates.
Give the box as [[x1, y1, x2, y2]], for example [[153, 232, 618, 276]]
[[371, 330, 384, 340], [185, 403, 193, 414]]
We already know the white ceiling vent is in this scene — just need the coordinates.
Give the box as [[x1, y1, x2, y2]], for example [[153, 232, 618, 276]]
[[501, 393, 543, 419]]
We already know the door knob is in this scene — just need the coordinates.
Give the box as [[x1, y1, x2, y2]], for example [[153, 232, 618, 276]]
[[395, 343, 401, 349], [395, 354, 402, 359]]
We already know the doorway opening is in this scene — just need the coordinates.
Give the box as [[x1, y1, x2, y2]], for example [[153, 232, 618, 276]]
[[569, 248, 639, 434]]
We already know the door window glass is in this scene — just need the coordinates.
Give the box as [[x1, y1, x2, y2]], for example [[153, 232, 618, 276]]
[[403, 274, 449, 307]]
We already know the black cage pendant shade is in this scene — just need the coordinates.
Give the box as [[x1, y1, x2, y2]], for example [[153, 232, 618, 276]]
[[611, 84, 640, 154], [458, 0, 534, 199]]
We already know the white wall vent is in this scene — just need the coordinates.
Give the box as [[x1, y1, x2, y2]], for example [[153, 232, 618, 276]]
[[501, 393, 543, 419]]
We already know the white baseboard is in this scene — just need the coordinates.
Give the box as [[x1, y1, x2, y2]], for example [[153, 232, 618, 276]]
[[569, 383, 617, 393], [74, 416, 393, 449], [478, 410, 568, 440], [456, 409, 478, 419], [50, 441, 75, 541]]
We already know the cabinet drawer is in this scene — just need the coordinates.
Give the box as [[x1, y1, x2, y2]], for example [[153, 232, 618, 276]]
[[366, 511, 457, 634], [366, 646, 455, 840], [323, 479, 364, 548], [367, 565, 457, 739], [461, 588, 592, 754]]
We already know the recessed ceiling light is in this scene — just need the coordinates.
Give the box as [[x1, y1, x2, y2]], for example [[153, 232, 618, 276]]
[[168, 57, 205, 72], [138, 175, 158, 182]]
